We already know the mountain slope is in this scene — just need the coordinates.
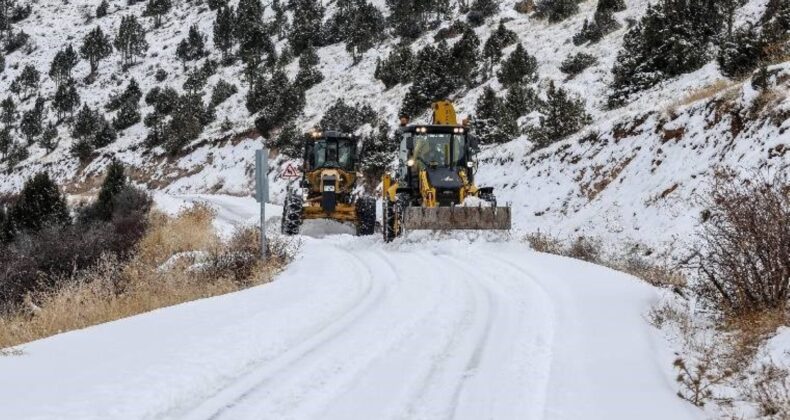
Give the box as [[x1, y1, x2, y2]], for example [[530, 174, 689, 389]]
[[0, 0, 787, 251]]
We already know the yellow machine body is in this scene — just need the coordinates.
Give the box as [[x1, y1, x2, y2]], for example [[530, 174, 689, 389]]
[[381, 101, 512, 238], [302, 167, 359, 222]]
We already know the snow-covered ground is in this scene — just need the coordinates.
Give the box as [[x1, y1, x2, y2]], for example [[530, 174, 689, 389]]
[[0, 195, 701, 420]]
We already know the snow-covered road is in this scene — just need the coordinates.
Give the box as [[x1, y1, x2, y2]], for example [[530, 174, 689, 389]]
[[0, 196, 700, 420]]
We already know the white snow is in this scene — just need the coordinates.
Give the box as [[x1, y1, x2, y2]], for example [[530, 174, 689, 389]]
[[0, 195, 702, 420]]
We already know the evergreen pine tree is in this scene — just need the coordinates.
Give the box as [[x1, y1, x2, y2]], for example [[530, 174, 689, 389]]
[[0, 96, 16, 128], [207, 0, 228, 11], [319, 99, 376, 133], [53, 79, 81, 121], [96, 0, 109, 18], [93, 116, 117, 148], [213, 6, 236, 61], [72, 105, 100, 142], [247, 70, 305, 135], [474, 86, 518, 144], [163, 93, 207, 154], [360, 122, 396, 180], [70, 137, 94, 161], [482, 21, 518, 72], [346, 2, 385, 64], [451, 26, 481, 86], [7, 172, 70, 234], [15, 64, 39, 99], [238, 21, 275, 82], [176, 25, 207, 67], [374, 44, 415, 89], [210, 80, 238, 106], [401, 40, 457, 117], [529, 81, 591, 148], [386, 0, 450, 39], [294, 46, 323, 90], [560, 52, 598, 77], [80, 26, 113, 76], [504, 83, 540, 119], [717, 24, 762, 78], [536, 0, 581, 23], [94, 159, 127, 220], [271, 0, 288, 39], [270, 122, 302, 158], [112, 99, 141, 130], [609, 0, 725, 106], [114, 15, 148, 68], [497, 43, 538, 87], [143, 0, 172, 28], [20, 98, 44, 145], [49, 44, 79, 87], [288, 0, 325, 55], [39, 122, 58, 153], [0, 127, 12, 160]]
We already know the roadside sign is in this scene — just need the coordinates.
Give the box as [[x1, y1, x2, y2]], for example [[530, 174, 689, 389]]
[[255, 149, 269, 203], [255, 149, 269, 260], [281, 163, 301, 180]]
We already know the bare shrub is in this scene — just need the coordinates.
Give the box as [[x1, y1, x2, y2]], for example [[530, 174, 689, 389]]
[[674, 348, 735, 407], [0, 208, 290, 348], [618, 253, 687, 290], [525, 232, 564, 255], [202, 226, 262, 285], [745, 361, 790, 418], [565, 236, 602, 263], [692, 171, 790, 317]]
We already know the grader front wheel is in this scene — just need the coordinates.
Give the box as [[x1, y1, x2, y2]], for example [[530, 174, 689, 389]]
[[281, 192, 304, 236]]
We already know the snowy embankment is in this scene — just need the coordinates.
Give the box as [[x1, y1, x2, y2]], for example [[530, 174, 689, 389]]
[[0, 196, 699, 420]]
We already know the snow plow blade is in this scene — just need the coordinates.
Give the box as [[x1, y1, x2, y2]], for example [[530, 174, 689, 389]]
[[403, 207, 512, 231]]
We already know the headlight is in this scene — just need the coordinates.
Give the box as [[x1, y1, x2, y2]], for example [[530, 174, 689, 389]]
[[407, 159, 415, 167], [466, 161, 474, 168]]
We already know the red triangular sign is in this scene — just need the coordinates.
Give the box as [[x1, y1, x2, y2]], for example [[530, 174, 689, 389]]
[[281, 163, 300, 179]]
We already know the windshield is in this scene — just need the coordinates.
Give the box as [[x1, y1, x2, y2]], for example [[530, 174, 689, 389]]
[[311, 138, 354, 170], [412, 133, 466, 169]]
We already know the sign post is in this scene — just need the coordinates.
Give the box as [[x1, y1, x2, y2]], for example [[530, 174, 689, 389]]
[[255, 149, 269, 260]]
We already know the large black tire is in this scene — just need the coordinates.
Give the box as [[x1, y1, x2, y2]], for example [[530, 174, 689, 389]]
[[383, 199, 397, 243], [281, 191, 304, 236], [355, 197, 376, 236], [383, 194, 407, 243]]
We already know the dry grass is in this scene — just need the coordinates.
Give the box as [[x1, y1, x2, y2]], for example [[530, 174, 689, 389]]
[[524, 232, 565, 255], [672, 80, 740, 110], [136, 203, 220, 266], [0, 205, 291, 349]]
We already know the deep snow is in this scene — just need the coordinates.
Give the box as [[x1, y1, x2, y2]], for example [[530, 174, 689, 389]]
[[0, 195, 701, 420]]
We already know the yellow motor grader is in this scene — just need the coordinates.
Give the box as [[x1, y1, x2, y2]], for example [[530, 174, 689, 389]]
[[381, 101, 511, 242], [281, 130, 376, 236]]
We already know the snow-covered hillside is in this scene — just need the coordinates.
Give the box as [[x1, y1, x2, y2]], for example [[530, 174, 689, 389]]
[[1, 0, 788, 252]]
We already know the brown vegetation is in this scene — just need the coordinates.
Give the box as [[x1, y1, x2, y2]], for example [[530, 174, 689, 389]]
[[692, 171, 790, 319], [0, 205, 292, 349]]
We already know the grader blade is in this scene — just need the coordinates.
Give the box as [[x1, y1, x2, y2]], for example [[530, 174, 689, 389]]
[[403, 206, 512, 231]]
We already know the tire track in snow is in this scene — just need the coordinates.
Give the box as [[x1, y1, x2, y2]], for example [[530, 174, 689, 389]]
[[180, 249, 386, 420], [471, 251, 558, 420], [392, 252, 496, 420]]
